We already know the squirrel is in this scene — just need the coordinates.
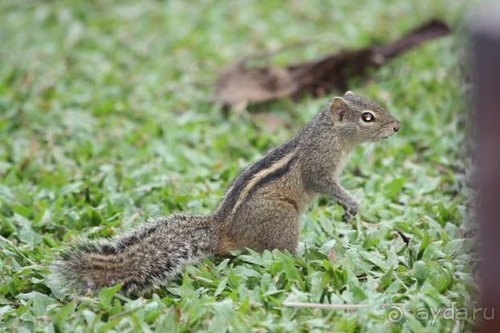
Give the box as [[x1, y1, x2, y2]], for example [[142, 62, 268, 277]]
[[51, 91, 400, 295]]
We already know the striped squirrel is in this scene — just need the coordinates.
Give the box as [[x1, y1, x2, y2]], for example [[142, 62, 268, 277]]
[[51, 91, 400, 295]]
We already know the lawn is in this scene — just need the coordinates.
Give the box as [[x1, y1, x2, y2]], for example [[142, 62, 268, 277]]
[[0, 1, 474, 332]]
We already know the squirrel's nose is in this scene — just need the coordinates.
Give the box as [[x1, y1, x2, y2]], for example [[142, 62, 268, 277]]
[[393, 123, 400, 132]]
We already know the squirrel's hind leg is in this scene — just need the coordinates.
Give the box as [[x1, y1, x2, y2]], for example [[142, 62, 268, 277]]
[[229, 199, 300, 253]]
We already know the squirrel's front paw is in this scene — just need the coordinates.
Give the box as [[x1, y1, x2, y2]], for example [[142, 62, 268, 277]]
[[342, 200, 359, 222]]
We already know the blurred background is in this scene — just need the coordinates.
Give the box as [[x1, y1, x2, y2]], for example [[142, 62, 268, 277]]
[[0, 1, 479, 332]]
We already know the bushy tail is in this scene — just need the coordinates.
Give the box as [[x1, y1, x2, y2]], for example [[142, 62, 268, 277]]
[[51, 214, 218, 295]]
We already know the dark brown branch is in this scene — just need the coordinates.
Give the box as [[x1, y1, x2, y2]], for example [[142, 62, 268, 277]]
[[215, 19, 451, 107]]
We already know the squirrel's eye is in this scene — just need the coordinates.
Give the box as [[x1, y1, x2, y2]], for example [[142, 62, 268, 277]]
[[361, 112, 375, 122]]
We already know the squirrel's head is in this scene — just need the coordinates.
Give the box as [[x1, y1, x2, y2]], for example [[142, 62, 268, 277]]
[[329, 91, 400, 143]]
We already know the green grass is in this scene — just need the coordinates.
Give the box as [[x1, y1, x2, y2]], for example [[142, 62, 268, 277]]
[[0, 1, 474, 332]]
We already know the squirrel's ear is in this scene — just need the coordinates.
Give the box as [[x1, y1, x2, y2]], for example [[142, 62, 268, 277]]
[[344, 91, 354, 96], [330, 97, 348, 121]]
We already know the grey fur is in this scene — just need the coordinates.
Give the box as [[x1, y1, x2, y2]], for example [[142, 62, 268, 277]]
[[51, 92, 399, 295], [51, 214, 219, 294]]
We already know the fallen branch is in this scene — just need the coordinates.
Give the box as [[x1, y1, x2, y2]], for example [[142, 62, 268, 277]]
[[215, 19, 450, 107], [283, 302, 368, 310]]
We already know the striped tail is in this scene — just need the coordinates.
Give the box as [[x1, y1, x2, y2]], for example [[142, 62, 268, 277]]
[[50, 214, 217, 295]]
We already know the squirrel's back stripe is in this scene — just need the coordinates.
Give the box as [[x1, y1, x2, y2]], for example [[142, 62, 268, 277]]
[[247, 154, 298, 198], [216, 139, 299, 217], [231, 151, 297, 214]]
